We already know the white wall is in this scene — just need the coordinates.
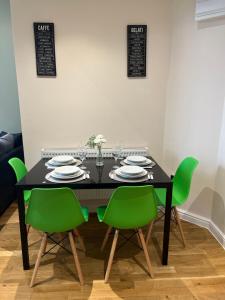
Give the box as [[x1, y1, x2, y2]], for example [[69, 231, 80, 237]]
[[213, 99, 225, 233], [10, 0, 172, 168], [0, 0, 21, 133], [164, 0, 225, 224]]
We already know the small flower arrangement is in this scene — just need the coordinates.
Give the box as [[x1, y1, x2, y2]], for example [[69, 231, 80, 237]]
[[86, 134, 106, 166], [86, 134, 107, 149]]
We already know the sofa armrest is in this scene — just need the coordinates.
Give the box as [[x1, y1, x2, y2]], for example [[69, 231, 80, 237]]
[[0, 145, 24, 185]]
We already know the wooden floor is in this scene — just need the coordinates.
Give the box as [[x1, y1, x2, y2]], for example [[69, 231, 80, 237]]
[[0, 202, 225, 300]]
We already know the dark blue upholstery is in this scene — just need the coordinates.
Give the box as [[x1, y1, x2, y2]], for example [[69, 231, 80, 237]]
[[0, 133, 24, 215], [0, 131, 7, 137], [0, 134, 14, 156]]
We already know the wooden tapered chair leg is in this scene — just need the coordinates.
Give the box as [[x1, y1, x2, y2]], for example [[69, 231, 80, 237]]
[[171, 207, 177, 224], [27, 224, 31, 235], [68, 232, 84, 285], [101, 226, 112, 252], [136, 230, 142, 248], [73, 228, 86, 252], [138, 229, 154, 278], [30, 233, 48, 287], [145, 221, 154, 245], [174, 207, 186, 247], [105, 229, 119, 283]]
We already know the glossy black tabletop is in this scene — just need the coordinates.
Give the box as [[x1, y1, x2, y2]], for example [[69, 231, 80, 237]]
[[16, 157, 171, 190]]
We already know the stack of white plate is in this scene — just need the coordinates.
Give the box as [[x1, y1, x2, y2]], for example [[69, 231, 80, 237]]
[[115, 165, 147, 179], [122, 155, 154, 167], [45, 155, 81, 168], [48, 166, 85, 181]]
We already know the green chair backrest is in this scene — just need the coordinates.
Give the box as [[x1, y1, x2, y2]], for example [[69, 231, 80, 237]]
[[172, 156, 199, 206], [8, 157, 27, 182], [102, 185, 157, 229], [26, 188, 85, 233]]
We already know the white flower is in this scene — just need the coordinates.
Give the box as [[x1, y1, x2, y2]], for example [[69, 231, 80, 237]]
[[94, 134, 106, 145], [96, 134, 104, 139], [86, 134, 106, 148]]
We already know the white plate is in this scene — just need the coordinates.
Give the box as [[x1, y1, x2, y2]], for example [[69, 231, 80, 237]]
[[115, 166, 146, 177], [45, 159, 82, 170], [54, 166, 81, 176], [52, 155, 74, 164], [115, 168, 147, 179], [124, 158, 153, 166], [50, 169, 84, 179], [47, 158, 77, 166], [118, 165, 144, 175], [126, 155, 147, 164], [45, 172, 87, 183], [109, 171, 149, 183]]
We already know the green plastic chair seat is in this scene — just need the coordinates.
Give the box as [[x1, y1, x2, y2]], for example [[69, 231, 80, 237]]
[[155, 188, 183, 207], [8, 157, 31, 205], [155, 187, 192, 207], [156, 157, 199, 208], [81, 206, 89, 222], [26, 188, 89, 233], [97, 185, 158, 229], [155, 188, 167, 206], [97, 205, 107, 222], [97, 186, 158, 282], [24, 190, 31, 204]]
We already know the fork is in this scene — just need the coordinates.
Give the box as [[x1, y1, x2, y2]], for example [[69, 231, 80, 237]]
[[148, 171, 154, 180], [86, 170, 90, 179]]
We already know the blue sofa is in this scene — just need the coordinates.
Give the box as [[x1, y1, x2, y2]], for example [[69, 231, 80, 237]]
[[0, 132, 24, 215]]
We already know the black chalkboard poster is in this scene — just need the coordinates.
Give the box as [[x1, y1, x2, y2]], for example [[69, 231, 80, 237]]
[[127, 25, 147, 77], [33, 22, 56, 76]]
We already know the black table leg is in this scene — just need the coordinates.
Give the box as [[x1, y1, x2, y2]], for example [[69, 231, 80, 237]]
[[162, 182, 173, 265], [17, 188, 30, 270]]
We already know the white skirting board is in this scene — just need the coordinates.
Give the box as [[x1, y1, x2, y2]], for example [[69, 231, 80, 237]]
[[178, 208, 225, 250]]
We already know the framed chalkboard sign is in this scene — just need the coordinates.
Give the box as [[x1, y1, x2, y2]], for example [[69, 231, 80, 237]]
[[33, 22, 56, 76], [127, 25, 147, 77]]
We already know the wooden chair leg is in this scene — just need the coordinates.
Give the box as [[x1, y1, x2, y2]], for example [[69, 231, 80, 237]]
[[174, 207, 186, 247], [27, 224, 31, 235], [101, 226, 112, 252], [73, 229, 86, 252], [138, 229, 154, 278], [136, 230, 142, 248], [145, 221, 154, 245], [30, 233, 48, 287], [68, 232, 84, 285], [105, 229, 119, 283]]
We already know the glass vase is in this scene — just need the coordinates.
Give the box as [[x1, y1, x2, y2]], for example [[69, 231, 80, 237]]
[[96, 146, 104, 166]]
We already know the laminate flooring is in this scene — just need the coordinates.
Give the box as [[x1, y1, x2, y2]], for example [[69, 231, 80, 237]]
[[0, 202, 225, 300]]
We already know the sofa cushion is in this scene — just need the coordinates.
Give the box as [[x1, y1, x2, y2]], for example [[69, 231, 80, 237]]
[[12, 133, 23, 148], [0, 134, 15, 156], [0, 131, 7, 137]]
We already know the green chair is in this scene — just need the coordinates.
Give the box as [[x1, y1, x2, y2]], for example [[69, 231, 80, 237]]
[[146, 156, 199, 247], [8, 157, 31, 204], [97, 185, 157, 282], [26, 187, 89, 287]]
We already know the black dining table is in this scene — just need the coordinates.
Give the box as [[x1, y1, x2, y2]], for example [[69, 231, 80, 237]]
[[16, 157, 173, 270]]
